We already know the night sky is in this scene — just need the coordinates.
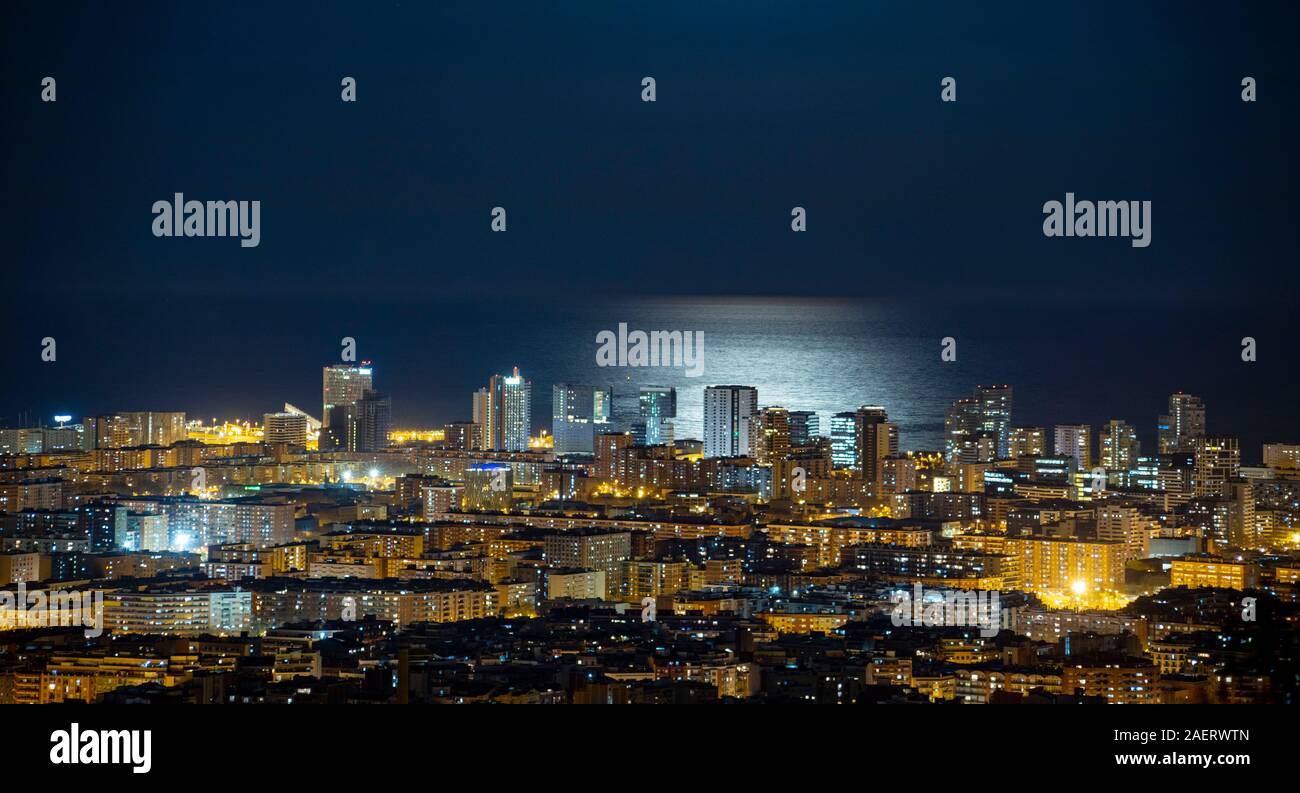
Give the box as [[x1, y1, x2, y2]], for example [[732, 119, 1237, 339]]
[[2, 2, 1297, 434]]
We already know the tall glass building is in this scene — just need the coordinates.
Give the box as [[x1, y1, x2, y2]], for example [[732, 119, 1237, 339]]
[[976, 384, 1013, 459], [322, 363, 373, 429], [703, 385, 757, 458], [552, 383, 613, 456], [483, 367, 532, 452], [787, 410, 819, 448], [830, 411, 857, 469], [945, 398, 981, 461], [1158, 392, 1206, 453], [347, 390, 391, 453], [637, 385, 676, 446]]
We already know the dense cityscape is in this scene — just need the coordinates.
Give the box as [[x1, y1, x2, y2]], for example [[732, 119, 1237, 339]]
[[1, 361, 1296, 705], [3, 20, 1297, 782]]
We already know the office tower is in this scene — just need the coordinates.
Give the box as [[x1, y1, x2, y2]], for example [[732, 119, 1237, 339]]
[[703, 385, 757, 458], [1158, 392, 1206, 453], [1193, 436, 1240, 498], [263, 412, 308, 445], [637, 386, 677, 446], [552, 384, 613, 456], [945, 386, 1012, 461], [462, 464, 513, 512], [552, 383, 589, 456], [346, 390, 392, 453], [854, 406, 896, 485], [1009, 426, 1047, 458], [1099, 420, 1140, 471], [830, 412, 857, 469], [976, 385, 1013, 459], [749, 406, 791, 465], [322, 363, 373, 429], [320, 407, 348, 451], [787, 411, 819, 448], [481, 367, 532, 452], [594, 387, 613, 440], [945, 398, 981, 461], [1054, 424, 1093, 470]]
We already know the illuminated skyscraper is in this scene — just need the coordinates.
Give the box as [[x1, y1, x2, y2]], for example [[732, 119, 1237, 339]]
[[749, 406, 791, 464], [482, 367, 532, 452], [787, 410, 819, 448], [854, 406, 896, 485], [703, 385, 757, 458], [1009, 426, 1047, 458], [1193, 436, 1240, 498], [1158, 392, 1206, 453], [637, 386, 677, 446], [1099, 419, 1140, 471], [552, 383, 613, 456], [1054, 424, 1093, 470], [945, 398, 981, 461], [347, 390, 392, 453], [830, 412, 857, 469], [322, 363, 373, 429], [976, 384, 1013, 459]]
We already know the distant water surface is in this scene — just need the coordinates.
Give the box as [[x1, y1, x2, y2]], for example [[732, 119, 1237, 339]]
[[4, 294, 1295, 460]]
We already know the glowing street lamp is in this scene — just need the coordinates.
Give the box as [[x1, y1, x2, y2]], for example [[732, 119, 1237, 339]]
[[1070, 579, 1087, 612]]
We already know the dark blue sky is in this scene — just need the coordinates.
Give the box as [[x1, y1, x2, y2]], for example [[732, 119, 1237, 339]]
[[2, 2, 1297, 438], [4, 1, 1297, 301]]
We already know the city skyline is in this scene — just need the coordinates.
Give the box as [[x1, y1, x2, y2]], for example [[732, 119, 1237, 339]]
[[2, 0, 1296, 737], [5, 352, 1291, 466]]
